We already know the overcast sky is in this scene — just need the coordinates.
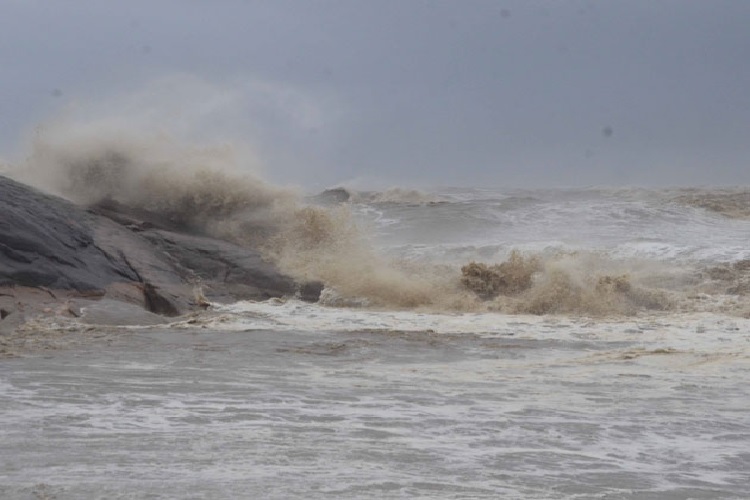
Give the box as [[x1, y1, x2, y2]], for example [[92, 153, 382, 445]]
[[1, 0, 749, 189]]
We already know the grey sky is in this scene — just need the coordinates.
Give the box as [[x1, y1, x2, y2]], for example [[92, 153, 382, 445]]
[[1, 0, 749, 189]]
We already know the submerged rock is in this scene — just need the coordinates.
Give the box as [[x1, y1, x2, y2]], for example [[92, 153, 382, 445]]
[[310, 187, 351, 205]]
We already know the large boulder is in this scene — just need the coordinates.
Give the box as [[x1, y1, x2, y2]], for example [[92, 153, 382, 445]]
[[0, 175, 320, 330], [139, 229, 298, 302], [0, 175, 139, 291]]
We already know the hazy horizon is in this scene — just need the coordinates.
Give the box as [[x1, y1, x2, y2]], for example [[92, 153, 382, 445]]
[[2, 0, 749, 190]]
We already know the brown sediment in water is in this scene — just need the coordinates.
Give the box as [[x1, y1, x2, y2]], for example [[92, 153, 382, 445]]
[[697, 259, 750, 296], [516, 270, 670, 316], [460, 252, 673, 317], [0, 286, 109, 358], [263, 205, 446, 308], [460, 251, 540, 299]]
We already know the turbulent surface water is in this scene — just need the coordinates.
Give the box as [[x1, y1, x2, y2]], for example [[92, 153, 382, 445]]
[[3, 187, 750, 499]]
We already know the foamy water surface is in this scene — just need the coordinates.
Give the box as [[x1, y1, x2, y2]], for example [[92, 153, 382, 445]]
[[1, 301, 749, 499], [2, 187, 750, 498], [355, 188, 750, 265]]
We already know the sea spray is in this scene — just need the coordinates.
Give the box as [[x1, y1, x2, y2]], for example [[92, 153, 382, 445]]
[[11, 125, 456, 309], [262, 205, 452, 308], [460, 251, 672, 316], [9, 122, 750, 317]]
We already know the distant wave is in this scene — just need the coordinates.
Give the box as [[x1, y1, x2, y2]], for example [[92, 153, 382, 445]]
[[313, 186, 445, 205], [673, 188, 750, 219]]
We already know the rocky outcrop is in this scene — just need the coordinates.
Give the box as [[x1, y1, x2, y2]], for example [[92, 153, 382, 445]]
[[0, 175, 321, 331], [310, 187, 351, 205], [138, 229, 298, 302], [0, 176, 139, 291]]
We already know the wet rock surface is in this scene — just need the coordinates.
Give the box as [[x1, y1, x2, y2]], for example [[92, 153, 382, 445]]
[[0, 175, 319, 332], [0, 176, 138, 291]]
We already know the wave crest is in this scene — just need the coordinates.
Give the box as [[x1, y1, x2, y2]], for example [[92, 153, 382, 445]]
[[10, 123, 749, 317], [12, 127, 452, 309], [461, 251, 672, 316]]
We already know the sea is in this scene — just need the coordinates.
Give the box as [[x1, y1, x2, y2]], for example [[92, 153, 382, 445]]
[[2, 186, 750, 499]]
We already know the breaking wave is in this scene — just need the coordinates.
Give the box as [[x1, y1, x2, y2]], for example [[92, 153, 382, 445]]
[[8, 121, 750, 317], [10, 124, 455, 309], [463, 252, 672, 316]]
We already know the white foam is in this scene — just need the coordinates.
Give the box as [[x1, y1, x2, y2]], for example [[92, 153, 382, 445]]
[[184, 299, 750, 359], [4, 301, 749, 498]]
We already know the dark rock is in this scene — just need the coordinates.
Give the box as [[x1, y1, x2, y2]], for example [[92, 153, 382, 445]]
[[0, 174, 318, 329], [88, 198, 197, 233], [310, 187, 351, 205], [142, 282, 182, 316], [298, 280, 325, 302], [139, 229, 297, 302], [0, 176, 138, 291]]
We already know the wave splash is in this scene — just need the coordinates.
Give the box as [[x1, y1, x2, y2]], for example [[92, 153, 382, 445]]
[[8, 123, 750, 317], [11, 125, 455, 309], [461, 252, 671, 316]]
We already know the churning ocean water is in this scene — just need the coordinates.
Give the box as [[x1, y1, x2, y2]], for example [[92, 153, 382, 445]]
[[2, 186, 750, 499]]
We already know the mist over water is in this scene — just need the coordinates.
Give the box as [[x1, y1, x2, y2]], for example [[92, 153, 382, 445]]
[[7, 115, 750, 317]]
